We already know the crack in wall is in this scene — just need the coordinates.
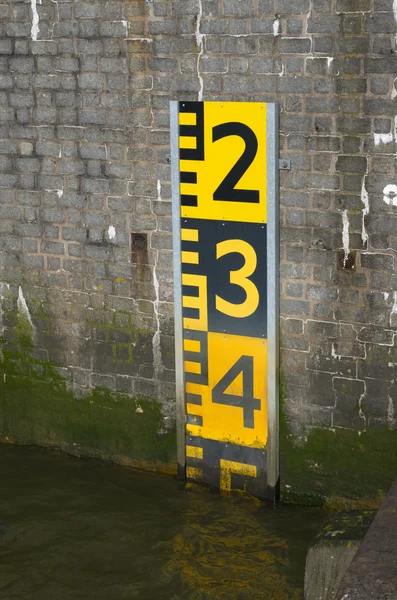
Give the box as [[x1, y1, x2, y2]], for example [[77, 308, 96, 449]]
[[150, 181, 163, 389]]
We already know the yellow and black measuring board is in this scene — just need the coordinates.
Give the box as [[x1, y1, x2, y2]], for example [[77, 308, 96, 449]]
[[171, 101, 279, 501]]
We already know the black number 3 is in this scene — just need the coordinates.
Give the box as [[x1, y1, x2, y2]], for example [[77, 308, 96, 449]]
[[212, 122, 260, 204]]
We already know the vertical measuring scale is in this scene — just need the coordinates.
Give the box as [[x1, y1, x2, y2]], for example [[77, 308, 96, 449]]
[[171, 101, 279, 501]]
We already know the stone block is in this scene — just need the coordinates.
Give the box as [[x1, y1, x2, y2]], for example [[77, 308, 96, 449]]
[[305, 511, 375, 600]]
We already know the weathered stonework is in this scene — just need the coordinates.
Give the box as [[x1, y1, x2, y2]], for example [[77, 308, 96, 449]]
[[1, 0, 397, 502]]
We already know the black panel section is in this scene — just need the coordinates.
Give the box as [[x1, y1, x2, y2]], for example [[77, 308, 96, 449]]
[[181, 239, 199, 253], [180, 171, 197, 184], [179, 101, 204, 161], [186, 414, 203, 426], [185, 436, 202, 447], [182, 307, 200, 320], [181, 194, 198, 207], [179, 125, 199, 137], [186, 393, 202, 405], [180, 217, 267, 338], [182, 285, 199, 298], [186, 435, 267, 499]]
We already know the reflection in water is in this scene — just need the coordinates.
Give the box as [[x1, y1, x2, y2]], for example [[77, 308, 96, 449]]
[[0, 446, 324, 600], [163, 491, 302, 600]]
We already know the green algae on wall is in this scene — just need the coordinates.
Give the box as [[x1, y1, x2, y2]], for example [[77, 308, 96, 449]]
[[279, 374, 397, 507], [0, 349, 176, 474], [0, 284, 177, 474]]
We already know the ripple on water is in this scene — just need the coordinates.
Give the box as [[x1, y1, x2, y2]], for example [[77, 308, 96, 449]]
[[0, 445, 325, 600]]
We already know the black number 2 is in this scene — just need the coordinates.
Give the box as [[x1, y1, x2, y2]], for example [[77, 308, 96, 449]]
[[212, 356, 260, 429], [212, 122, 260, 204]]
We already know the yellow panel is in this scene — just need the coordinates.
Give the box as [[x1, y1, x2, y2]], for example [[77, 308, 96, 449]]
[[186, 423, 201, 435], [180, 102, 267, 224], [181, 228, 199, 242], [186, 403, 203, 415], [219, 459, 257, 492], [186, 415, 202, 437], [186, 466, 203, 480], [179, 112, 197, 126], [180, 182, 197, 196], [181, 274, 208, 331], [186, 445, 203, 459], [185, 381, 203, 395], [182, 295, 202, 309], [179, 136, 197, 150], [183, 339, 201, 352], [181, 251, 199, 265], [184, 361, 201, 374], [185, 332, 267, 448]]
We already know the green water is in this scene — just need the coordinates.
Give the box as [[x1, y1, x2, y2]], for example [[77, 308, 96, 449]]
[[0, 445, 325, 600]]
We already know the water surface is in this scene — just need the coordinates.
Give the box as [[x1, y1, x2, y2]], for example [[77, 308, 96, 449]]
[[0, 445, 325, 599]]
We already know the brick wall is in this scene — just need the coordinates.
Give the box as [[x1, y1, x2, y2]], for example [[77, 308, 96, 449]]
[[1, 0, 397, 502]]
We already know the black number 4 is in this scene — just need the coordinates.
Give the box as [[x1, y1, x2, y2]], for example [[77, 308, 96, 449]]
[[212, 122, 260, 204], [212, 356, 260, 429]]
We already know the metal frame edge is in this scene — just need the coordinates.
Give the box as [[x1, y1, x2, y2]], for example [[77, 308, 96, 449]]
[[170, 100, 186, 480], [266, 103, 280, 502]]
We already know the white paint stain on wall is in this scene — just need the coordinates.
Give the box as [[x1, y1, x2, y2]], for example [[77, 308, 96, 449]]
[[195, 0, 204, 101], [18, 286, 35, 332], [126, 37, 153, 44], [383, 184, 397, 206], [391, 291, 397, 327], [374, 132, 393, 145], [361, 179, 369, 245], [31, 0, 40, 41], [108, 225, 116, 240], [393, 116, 397, 152], [273, 18, 280, 36], [392, 78, 397, 99], [341, 209, 350, 266], [393, 0, 397, 22], [279, 62, 284, 77]]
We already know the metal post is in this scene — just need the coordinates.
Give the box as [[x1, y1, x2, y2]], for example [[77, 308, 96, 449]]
[[266, 103, 280, 502], [170, 101, 186, 480]]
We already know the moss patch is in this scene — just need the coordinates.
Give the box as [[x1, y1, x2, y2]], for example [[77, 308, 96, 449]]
[[0, 349, 176, 473], [280, 376, 397, 506]]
